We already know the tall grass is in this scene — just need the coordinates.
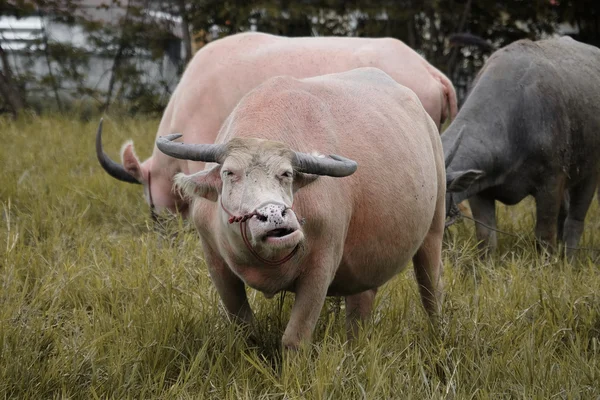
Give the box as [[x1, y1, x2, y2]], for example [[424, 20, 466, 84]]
[[1, 115, 599, 399]]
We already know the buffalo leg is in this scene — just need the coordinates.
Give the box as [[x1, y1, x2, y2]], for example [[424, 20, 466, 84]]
[[204, 246, 254, 325], [557, 192, 569, 243], [564, 176, 598, 258], [345, 288, 378, 340], [282, 268, 330, 349], [413, 193, 444, 317], [468, 194, 497, 253], [534, 178, 566, 253]]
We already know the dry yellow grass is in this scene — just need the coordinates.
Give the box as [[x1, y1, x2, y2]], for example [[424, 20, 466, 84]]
[[1, 115, 599, 399]]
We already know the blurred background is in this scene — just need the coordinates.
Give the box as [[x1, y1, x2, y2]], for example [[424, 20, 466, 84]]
[[1, 0, 598, 119]]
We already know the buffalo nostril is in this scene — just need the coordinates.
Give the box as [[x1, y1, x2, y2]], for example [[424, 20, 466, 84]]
[[255, 203, 288, 222], [256, 213, 268, 222]]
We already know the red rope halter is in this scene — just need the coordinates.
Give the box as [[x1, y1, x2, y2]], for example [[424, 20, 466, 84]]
[[220, 198, 300, 266]]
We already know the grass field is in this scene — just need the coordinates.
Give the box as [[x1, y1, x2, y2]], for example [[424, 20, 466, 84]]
[[1, 115, 600, 399]]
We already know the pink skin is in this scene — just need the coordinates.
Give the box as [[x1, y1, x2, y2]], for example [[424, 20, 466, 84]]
[[264, 229, 303, 248], [109, 32, 457, 217], [121, 141, 189, 216], [173, 68, 446, 349]]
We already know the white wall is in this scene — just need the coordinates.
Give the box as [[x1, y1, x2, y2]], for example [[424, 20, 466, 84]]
[[0, 15, 181, 102]]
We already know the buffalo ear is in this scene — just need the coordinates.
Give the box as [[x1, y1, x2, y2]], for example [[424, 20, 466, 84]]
[[121, 142, 146, 182], [293, 172, 319, 193], [174, 165, 222, 202], [447, 169, 485, 193]]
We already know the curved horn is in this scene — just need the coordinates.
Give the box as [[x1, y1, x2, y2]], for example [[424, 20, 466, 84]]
[[293, 152, 358, 177], [443, 126, 465, 168], [156, 134, 226, 163], [95, 119, 141, 184]]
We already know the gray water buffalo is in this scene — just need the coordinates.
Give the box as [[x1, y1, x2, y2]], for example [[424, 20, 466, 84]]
[[97, 31, 457, 217], [155, 68, 448, 349], [443, 37, 600, 256]]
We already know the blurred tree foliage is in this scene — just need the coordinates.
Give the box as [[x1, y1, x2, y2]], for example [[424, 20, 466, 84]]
[[0, 0, 81, 117], [1, 0, 179, 117], [180, 1, 560, 60], [177, 0, 563, 105], [1, 0, 598, 117], [555, 0, 600, 46]]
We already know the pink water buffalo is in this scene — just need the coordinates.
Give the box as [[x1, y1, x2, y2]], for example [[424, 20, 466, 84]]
[[97, 32, 457, 216], [155, 68, 449, 348]]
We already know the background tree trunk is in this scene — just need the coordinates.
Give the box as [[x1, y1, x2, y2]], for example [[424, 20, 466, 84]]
[[177, 0, 192, 65], [447, 0, 473, 77], [0, 43, 25, 119], [39, 11, 64, 113], [102, 0, 131, 113]]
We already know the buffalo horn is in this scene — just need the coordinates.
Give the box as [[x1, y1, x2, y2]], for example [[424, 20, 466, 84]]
[[96, 119, 141, 184], [156, 134, 357, 177], [156, 134, 226, 163], [293, 152, 358, 177]]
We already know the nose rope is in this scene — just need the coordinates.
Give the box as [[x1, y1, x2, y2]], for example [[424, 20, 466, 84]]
[[444, 196, 462, 228], [148, 170, 158, 222], [220, 198, 300, 266]]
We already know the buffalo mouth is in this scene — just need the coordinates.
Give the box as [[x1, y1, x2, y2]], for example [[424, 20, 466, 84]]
[[259, 225, 303, 248], [265, 227, 296, 238]]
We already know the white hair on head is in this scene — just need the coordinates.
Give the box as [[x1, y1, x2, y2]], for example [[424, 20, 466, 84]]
[[173, 172, 198, 200], [119, 140, 136, 158]]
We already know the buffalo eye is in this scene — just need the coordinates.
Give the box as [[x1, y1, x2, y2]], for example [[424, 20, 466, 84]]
[[279, 170, 293, 179], [222, 170, 234, 178]]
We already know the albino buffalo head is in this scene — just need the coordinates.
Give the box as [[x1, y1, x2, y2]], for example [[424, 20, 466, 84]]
[[156, 134, 357, 261], [95, 120, 188, 217]]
